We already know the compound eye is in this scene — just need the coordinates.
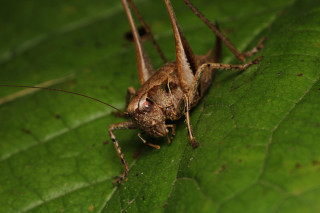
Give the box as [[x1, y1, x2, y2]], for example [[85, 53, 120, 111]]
[[143, 98, 153, 111]]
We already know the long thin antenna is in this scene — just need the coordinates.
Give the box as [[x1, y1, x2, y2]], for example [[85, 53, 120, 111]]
[[0, 85, 126, 114]]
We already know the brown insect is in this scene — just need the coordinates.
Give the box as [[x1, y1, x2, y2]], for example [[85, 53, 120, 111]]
[[0, 0, 264, 185], [109, 0, 264, 184]]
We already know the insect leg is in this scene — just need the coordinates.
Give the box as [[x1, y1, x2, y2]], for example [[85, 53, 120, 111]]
[[183, 56, 261, 147], [137, 133, 160, 149], [164, 0, 197, 93], [242, 37, 265, 58], [183, 0, 264, 62], [188, 56, 263, 105], [108, 121, 137, 184], [205, 57, 262, 71], [121, 0, 155, 84], [210, 22, 222, 63], [127, 0, 167, 63], [166, 124, 176, 144], [183, 94, 199, 148]]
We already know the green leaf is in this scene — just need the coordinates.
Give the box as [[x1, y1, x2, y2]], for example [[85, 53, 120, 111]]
[[0, 0, 319, 212]]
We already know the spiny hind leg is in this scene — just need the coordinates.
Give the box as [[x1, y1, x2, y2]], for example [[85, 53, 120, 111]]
[[108, 121, 137, 185], [127, 0, 167, 63], [182, 0, 264, 62], [242, 37, 265, 58], [204, 56, 262, 71]]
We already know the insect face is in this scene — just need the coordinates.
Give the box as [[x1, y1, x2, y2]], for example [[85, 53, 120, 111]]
[[127, 94, 168, 137]]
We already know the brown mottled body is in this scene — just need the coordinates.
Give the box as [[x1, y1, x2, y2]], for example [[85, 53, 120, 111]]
[[109, 0, 264, 184], [0, 0, 264, 186], [126, 54, 220, 137]]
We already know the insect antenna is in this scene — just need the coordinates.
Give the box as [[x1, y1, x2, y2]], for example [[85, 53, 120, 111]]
[[0, 85, 127, 114]]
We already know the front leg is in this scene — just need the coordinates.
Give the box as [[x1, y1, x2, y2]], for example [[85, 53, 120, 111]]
[[108, 121, 137, 185]]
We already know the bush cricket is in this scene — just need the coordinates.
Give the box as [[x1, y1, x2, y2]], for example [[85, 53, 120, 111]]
[[0, 0, 264, 185]]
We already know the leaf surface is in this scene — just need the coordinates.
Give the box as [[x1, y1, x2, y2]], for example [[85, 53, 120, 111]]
[[0, 0, 319, 212]]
